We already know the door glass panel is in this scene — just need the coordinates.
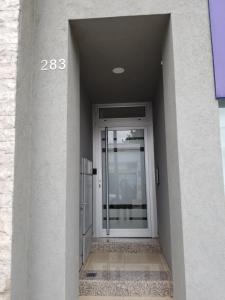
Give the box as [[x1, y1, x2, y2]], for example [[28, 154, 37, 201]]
[[101, 129, 148, 230]]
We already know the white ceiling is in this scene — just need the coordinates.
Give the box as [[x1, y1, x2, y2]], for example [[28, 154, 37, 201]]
[[72, 15, 169, 103]]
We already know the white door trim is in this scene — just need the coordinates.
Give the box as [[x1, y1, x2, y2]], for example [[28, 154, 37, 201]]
[[92, 103, 158, 238]]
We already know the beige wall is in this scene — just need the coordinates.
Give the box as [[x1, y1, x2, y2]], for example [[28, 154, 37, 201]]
[[0, 0, 19, 299]]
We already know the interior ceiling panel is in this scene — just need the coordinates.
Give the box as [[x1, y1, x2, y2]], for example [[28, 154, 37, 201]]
[[72, 15, 169, 103]]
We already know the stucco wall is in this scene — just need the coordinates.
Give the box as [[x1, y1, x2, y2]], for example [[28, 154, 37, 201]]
[[4, 0, 225, 300], [10, 0, 35, 298], [162, 20, 186, 299], [0, 0, 19, 299], [66, 29, 80, 300], [153, 74, 172, 269]]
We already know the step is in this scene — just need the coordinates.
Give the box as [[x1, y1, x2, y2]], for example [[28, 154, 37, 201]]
[[80, 239, 173, 298], [80, 297, 173, 300], [91, 238, 161, 253], [79, 270, 173, 297]]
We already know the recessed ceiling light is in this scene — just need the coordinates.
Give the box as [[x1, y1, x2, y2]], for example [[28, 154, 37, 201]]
[[112, 67, 125, 74]]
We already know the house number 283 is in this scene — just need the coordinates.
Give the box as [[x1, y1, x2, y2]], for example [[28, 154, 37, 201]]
[[40, 59, 66, 71]]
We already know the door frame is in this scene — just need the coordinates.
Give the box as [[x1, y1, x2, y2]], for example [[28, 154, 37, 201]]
[[92, 102, 158, 238]]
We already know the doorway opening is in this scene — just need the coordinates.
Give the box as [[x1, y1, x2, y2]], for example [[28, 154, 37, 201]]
[[93, 102, 156, 238], [70, 13, 173, 297]]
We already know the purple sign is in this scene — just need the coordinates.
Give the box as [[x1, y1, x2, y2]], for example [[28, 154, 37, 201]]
[[208, 0, 225, 99]]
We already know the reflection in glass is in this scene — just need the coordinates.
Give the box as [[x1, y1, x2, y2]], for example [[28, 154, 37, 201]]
[[102, 129, 148, 229], [99, 106, 146, 119]]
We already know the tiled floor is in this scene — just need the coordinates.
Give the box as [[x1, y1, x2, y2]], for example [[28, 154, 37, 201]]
[[79, 239, 173, 298], [80, 297, 173, 300], [83, 251, 169, 272]]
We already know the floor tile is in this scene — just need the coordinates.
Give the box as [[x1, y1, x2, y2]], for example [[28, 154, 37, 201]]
[[108, 263, 124, 271], [123, 296, 173, 300], [108, 252, 125, 271], [80, 297, 173, 300], [123, 263, 162, 271], [84, 262, 108, 271], [123, 252, 169, 272], [108, 252, 124, 263], [88, 252, 109, 262], [80, 297, 123, 300], [124, 252, 162, 263], [84, 253, 108, 271]]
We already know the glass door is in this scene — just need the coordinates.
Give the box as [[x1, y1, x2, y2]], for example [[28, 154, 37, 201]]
[[101, 128, 151, 237]]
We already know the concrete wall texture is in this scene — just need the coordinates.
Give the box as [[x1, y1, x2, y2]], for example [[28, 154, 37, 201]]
[[0, 0, 225, 300], [153, 74, 172, 269], [66, 30, 80, 300], [0, 0, 19, 299]]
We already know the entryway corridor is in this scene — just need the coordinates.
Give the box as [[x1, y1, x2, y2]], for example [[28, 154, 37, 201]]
[[79, 239, 173, 299]]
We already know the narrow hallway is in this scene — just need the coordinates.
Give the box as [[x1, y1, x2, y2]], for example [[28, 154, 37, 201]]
[[79, 239, 173, 299]]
